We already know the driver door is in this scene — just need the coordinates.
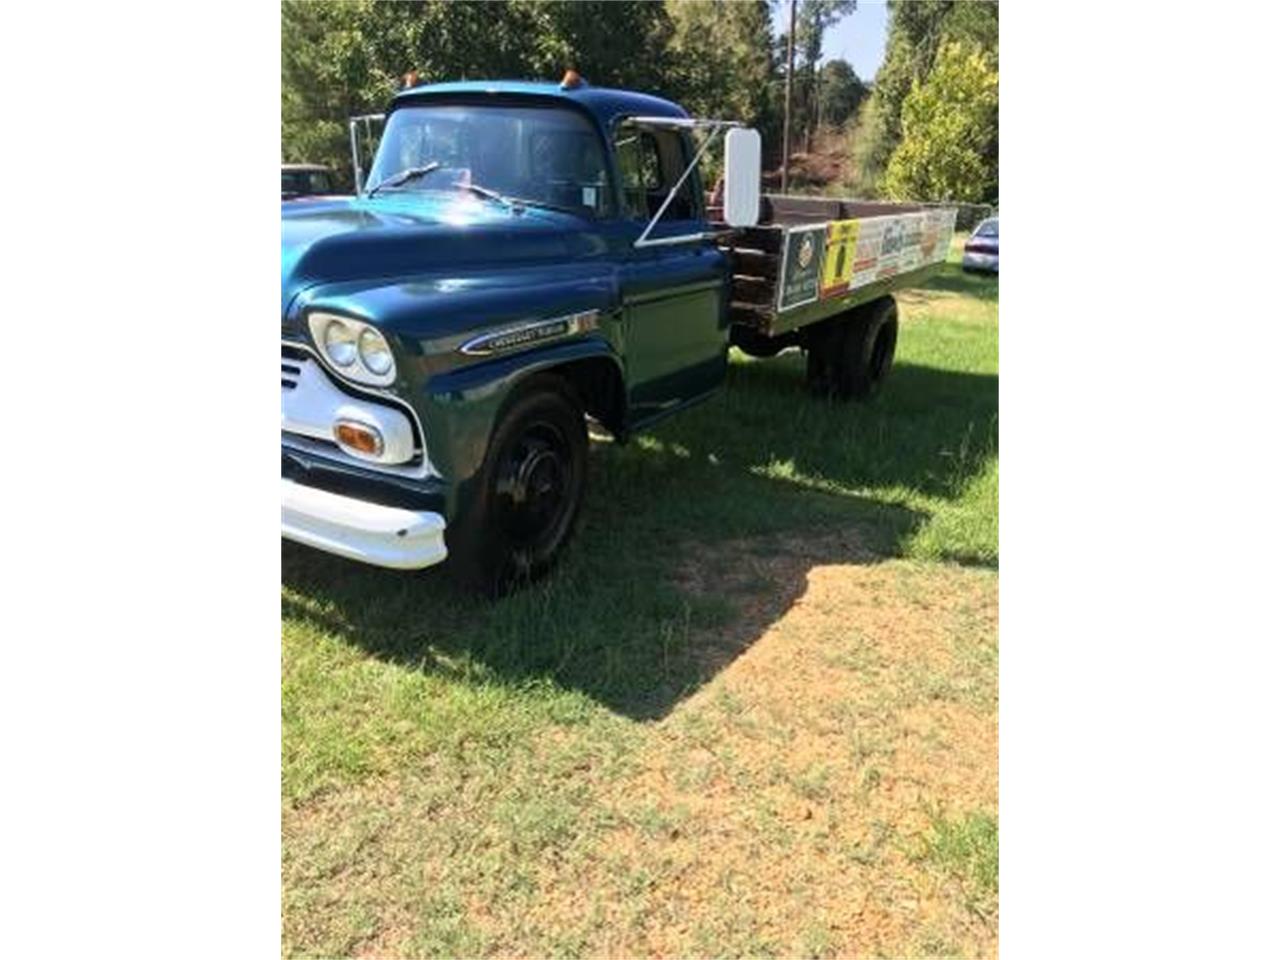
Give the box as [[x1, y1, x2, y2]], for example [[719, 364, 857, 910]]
[[612, 122, 729, 425]]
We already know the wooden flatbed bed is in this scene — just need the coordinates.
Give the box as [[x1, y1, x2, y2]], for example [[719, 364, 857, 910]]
[[712, 193, 958, 342]]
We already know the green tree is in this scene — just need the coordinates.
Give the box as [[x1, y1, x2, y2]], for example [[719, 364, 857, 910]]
[[847, 0, 997, 195], [664, 0, 775, 181], [816, 58, 866, 129], [882, 41, 998, 202], [665, 0, 774, 127], [282, 1, 373, 184], [282, 0, 677, 185], [521, 0, 674, 91], [795, 0, 855, 150]]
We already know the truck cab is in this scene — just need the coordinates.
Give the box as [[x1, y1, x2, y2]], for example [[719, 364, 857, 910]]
[[282, 78, 757, 590]]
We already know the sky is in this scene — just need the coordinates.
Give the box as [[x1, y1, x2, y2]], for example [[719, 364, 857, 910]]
[[771, 0, 890, 83]]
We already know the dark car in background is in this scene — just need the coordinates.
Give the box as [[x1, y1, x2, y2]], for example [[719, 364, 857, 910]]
[[962, 216, 999, 273], [282, 163, 339, 201]]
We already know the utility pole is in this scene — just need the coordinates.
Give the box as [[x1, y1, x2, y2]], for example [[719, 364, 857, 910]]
[[782, 0, 796, 194]]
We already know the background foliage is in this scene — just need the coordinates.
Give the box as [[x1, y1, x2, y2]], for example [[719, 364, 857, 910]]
[[282, 0, 770, 186], [282, 0, 997, 203], [883, 41, 998, 203], [846, 0, 998, 201]]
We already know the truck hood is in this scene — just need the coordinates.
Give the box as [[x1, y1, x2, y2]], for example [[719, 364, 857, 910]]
[[281, 194, 607, 314]]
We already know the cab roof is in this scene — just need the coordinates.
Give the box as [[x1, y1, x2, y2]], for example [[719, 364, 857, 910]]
[[391, 80, 688, 128]]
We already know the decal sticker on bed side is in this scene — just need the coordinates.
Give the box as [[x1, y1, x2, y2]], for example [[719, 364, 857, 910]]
[[848, 217, 885, 291], [875, 218, 906, 279], [820, 218, 861, 299], [778, 224, 825, 311], [921, 211, 942, 262], [898, 213, 925, 272]]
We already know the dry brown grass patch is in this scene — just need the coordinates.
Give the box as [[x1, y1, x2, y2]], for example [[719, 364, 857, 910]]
[[284, 531, 998, 958]]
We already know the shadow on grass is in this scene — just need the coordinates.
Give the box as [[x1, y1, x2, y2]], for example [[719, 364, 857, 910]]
[[283, 351, 998, 719], [283, 487, 919, 721], [660, 357, 998, 502]]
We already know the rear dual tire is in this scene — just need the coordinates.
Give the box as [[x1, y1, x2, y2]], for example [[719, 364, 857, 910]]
[[805, 296, 898, 401]]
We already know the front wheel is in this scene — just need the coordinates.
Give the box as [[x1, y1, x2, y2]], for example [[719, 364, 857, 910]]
[[447, 375, 588, 595]]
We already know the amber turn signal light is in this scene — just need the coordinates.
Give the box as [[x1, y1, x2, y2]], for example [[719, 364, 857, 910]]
[[334, 420, 385, 458]]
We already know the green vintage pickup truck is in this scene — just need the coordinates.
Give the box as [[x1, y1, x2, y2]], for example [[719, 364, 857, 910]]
[[281, 75, 955, 592]]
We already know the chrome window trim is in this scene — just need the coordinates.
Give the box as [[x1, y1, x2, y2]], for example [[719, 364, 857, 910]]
[[281, 340, 439, 480]]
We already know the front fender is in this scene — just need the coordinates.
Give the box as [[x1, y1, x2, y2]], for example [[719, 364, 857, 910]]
[[420, 336, 622, 514], [286, 261, 625, 520]]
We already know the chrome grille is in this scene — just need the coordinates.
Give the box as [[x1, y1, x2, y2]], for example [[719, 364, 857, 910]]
[[280, 342, 434, 479], [281, 343, 309, 390]]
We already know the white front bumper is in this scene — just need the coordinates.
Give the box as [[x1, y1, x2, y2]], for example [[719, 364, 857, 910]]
[[281, 478, 448, 570]]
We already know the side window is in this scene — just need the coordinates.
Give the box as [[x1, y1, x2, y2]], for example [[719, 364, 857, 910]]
[[613, 124, 699, 223], [614, 128, 663, 219]]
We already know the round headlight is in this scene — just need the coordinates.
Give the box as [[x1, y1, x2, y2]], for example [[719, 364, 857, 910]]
[[307, 311, 396, 386], [358, 327, 394, 376], [322, 319, 357, 367]]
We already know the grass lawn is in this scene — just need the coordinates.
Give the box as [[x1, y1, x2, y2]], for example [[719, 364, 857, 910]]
[[282, 234, 999, 958]]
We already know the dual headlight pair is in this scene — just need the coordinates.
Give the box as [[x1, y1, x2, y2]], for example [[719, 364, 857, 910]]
[[306, 312, 396, 387]]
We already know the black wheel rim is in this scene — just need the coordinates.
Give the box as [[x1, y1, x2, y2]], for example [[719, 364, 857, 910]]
[[493, 419, 573, 551]]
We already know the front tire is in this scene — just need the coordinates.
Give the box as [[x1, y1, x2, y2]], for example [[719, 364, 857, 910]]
[[448, 375, 588, 595]]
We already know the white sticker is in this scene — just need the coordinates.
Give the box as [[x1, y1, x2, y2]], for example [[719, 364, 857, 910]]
[[582, 186, 597, 208]]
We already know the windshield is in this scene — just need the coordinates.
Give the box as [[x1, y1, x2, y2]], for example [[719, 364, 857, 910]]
[[975, 220, 999, 238], [365, 103, 611, 218]]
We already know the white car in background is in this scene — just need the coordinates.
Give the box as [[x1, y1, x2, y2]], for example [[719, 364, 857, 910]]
[[962, 217, 999, 273]]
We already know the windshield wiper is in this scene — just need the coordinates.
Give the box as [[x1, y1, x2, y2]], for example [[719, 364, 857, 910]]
[[366, 162, 442, 197], [457, 183, 580, 217], [504, 195, 582, 216], [455, 181, 520, 211]]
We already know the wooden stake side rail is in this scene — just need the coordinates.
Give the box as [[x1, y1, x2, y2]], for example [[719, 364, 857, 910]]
[[709, 192, 958, 339]]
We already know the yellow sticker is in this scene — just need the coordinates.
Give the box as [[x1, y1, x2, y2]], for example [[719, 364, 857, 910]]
[[821, 219, 861, 296]]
